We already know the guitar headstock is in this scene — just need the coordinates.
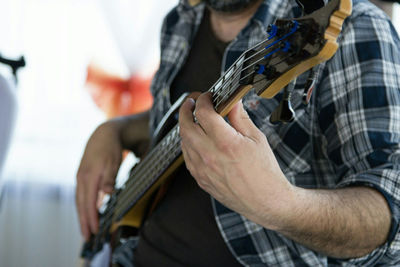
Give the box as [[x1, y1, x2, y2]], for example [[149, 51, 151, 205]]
[[240, 0, 352, 99]]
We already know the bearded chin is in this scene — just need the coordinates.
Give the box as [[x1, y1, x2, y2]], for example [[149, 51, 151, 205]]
[[203, 0, 260, 13]]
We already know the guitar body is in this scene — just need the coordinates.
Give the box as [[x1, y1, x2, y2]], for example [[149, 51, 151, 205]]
[[81, 0, 352, 262]]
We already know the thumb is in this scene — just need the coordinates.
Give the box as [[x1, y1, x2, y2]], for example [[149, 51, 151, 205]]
[[228, 100, 258, 138]]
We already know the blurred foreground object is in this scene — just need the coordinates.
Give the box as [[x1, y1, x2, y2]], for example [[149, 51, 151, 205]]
[[0, 55, 25, 82], [0, 74, 17, 181], [85, 63, 153, 118], [0, 54, 25, 181]]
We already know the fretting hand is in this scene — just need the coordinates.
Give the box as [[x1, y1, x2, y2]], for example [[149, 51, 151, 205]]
[[179, 92, 295, 230]]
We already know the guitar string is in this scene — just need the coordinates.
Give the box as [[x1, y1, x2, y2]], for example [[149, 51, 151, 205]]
[[94, 130, 182, 246], [93, 25, 301, 246], [112, 126, 180, 218], [94, 137, 179, 245], [95, 126, 181, 240], [220, 52, 294, 109]]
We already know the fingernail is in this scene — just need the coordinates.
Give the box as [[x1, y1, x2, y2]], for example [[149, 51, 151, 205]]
[[187, 98, 195, 105], [185, 98, 195, 109]]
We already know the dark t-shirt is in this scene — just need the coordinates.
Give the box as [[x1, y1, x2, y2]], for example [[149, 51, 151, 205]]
[[134, 9, 242, 267]]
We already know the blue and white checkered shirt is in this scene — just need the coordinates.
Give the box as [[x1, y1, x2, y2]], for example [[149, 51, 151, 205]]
[[148, 0, 400, 265]]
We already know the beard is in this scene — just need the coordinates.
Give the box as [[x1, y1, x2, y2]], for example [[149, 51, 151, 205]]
[[203, 0, 261, 13]]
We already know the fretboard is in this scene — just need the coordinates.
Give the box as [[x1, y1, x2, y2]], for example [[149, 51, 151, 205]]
[[113, 53, 248, 221]]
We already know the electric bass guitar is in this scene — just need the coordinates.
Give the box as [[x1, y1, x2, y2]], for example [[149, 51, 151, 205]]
[[81, 0, 352, 261]]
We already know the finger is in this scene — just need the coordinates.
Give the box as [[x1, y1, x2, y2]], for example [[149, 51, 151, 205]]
[[179, 97, 195, 126], [194, 93, 235, 141], [100, 161, 119, 194], [76, 181, 90, 240], [179, 98, 206, 140], [181, 141, 209, 189], [227, 100, 259, 139], [181, 141, 194, 172], [85, 171, 101, 234]]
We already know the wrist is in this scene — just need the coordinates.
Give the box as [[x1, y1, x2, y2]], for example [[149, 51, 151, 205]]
[[268, 183, 301, 232], [110, 112, 150, 155], [246, 175, 300, 232], [271, 186, 319, 234]]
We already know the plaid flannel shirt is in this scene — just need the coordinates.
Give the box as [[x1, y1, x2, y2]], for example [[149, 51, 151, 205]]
[[148, 0, 400, 265]]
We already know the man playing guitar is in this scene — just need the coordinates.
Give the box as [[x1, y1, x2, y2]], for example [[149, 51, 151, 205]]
[[76, 0, 400, 265]]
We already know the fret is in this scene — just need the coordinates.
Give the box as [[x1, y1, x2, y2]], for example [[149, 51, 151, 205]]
[[213, 54, 245, 110]]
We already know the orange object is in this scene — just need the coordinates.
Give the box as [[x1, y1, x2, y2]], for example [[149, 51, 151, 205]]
[[86, 63, 153, 118]]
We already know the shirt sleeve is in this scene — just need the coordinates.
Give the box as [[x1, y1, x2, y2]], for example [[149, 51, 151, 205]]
[[316, 5, 400, 266]]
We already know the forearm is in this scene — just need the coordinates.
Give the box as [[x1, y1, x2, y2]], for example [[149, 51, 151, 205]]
[[178, 94, 393, 260], [108, 110, 150, 156], [272, 186, 391, 259]]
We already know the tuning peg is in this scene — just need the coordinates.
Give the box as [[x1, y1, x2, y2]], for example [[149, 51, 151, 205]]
[[267, 24, 278, 39], [255, 64, 277, 80], [269, 80, 296, 124], [280, 41, 291, 52], [269, 92, 295, 124]]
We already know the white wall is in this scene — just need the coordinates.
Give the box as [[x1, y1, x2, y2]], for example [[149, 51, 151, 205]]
[[0, 0, 174, 266]]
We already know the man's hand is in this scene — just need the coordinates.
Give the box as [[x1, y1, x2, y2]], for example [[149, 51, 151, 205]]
[[179, 93, 391, 258], [179, 93, 294, 229], [76, 121, 123, 241], [76, 112, 149, 241]]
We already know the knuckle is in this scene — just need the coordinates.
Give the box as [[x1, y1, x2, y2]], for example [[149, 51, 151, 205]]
[[198, 92, 210, 103], [216, 140, 232, 153]]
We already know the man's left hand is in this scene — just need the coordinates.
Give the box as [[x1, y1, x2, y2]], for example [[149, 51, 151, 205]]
[[179, 92, 295, 230]]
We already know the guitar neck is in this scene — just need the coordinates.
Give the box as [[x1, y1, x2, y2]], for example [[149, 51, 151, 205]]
[[112, 52, 253, 222]]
